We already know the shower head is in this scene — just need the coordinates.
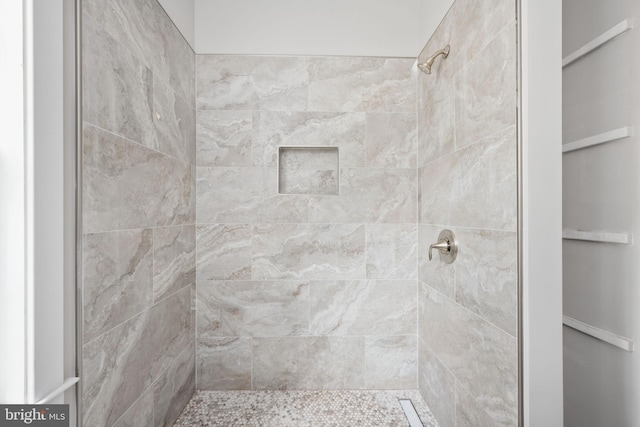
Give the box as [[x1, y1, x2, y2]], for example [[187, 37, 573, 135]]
[[417, 44, 450, 75]]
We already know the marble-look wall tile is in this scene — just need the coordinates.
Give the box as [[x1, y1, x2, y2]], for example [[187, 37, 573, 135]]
[[254, 111, 365, 167], [365, 336, 417, 389], [196, 111, 252, 167], [112, 387, 153, 427], [197, 56, 308, 111], [278, 147, 339, 195], [83, 0, 194, 103], [153, 225, 195, 302], [309, 168, 417, 224], [83, 13, 155, 149], [456, 383, 496, 427], [252, 224, 365, 280], [418, 225, 455, 299], [82, 288, 191, 427], [252, 337, 365, 390], [308, 57, 416, 112], [197, 338, 252, 390], [418, 339, 456, 427], [196, 224, 252, 280], [366, 113, 417, 168], [455, 25, 516, 149], [419, 82, 455, 165], [153, 78, 196, 164], [196, 167, 308, 224], [417, 0, 515, 96], [420, 126, 517, 231], [455, 228, 517, 336], [422, 285, 518, 426], [83, 229, 153, 343], [365, 224, 417, 280], [83, 124, 194, 233], [197, 280, 309, 338], [309, 280, 416, 336], [153, 343, 195, 427]]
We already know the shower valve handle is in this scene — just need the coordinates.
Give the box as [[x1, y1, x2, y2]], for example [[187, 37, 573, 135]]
[[428, 229, 458, 264]]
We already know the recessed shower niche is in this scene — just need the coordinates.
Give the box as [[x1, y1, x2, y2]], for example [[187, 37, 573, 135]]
[[277, 146, 340, 195]]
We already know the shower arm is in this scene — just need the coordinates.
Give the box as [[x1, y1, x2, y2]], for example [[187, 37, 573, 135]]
[[417, 44, 450, 74]]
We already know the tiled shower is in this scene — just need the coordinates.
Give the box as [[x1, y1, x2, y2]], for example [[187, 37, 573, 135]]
[[80, 0, 518, 426]]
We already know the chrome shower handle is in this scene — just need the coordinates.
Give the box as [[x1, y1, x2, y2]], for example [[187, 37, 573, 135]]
[[428, 229, 458, 264]]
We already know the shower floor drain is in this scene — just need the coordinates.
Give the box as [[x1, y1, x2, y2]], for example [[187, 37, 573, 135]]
[[399, 399, 425, 427]]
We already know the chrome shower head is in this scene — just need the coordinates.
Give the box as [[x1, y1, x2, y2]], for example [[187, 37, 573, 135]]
[[417, 44, 450, 75]]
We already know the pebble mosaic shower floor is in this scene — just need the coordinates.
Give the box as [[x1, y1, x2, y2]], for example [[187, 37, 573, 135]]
[[174, 390, 439, 427]]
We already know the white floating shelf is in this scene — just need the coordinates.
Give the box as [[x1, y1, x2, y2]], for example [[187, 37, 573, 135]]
[[563, 19, 634, 67], [563, 127, 633, 153], [563, 315, 634, 352], [562, 229, 632, 245]]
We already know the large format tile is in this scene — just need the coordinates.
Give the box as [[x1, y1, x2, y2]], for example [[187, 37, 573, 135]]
[[196, 224, 252, 280], [197, 281, 309, 338], [153, 78, 196, 164], [418, 82, 455, 165], [83, 229, 153, 343], [252, 337, 365, 390], [83, 0, 194, 102], [253, 111, 365, 167], [420, 126, 517, 231], [83, 124, 194, 233], [196, 111, 252, 167], [197, 55, 308, 111], [82, 288, 191, 427], [455, 25, 516, 149], [153, 225, 196, 302], [422, 286, 518, 426], [456, 383, 496, 427], [153, 343, 195, 427], [365, 224, 417, 280], [309, 168, 417, 224], [309, 280, 416, 336], [418, 339, 456, 427], [252, 224, 365, 280], [196, 167, 308, 224], [197, 338, 252, 390], [455, 228, 517, 336], [83, 13, 155, 149], [365, 336, 417, 389], [308, 57, 416, 112], [418, 226, 455, 299], [112, 387, 153, 427], [366, 113, 417, 168]]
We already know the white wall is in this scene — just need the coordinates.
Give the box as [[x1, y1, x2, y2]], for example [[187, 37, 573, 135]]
[[417, 0, 454, 48], [521, 0, 564, 425], [195, 0, 420, 57], [158, 0, 195, 49]]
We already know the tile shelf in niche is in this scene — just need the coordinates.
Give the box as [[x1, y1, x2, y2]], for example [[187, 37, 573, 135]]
[[278, 146, 340, 195]]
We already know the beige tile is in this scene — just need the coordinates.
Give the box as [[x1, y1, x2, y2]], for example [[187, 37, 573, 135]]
[[153, 78, 196, 165], [197, 55, 308, 111], [366, 113, 417, 168], [309, 168, 417, 224], [418, 225, 455, 300], [196, 224, 251, 281], [196, 167, 308, 224], [252, 337, 365, 390], [112, 387, 153, 427], [308, 57, 416, 112], [310, 280, 416, 336], [418, 82, 455, 165], [197, 338, 252, 390], [418, 339, 456, 427], [153, 343, 195, 427], [83, 229, 153, 343], [278, 147, 339, 195], [456, 383, 496, 427], [197, 281, 309, 338], [252, 224, 365, 280], [153, 225, 196, 303], [366, 224, 417, 280], [196, 111, 252, 167], [365, 336, 417, 389]]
